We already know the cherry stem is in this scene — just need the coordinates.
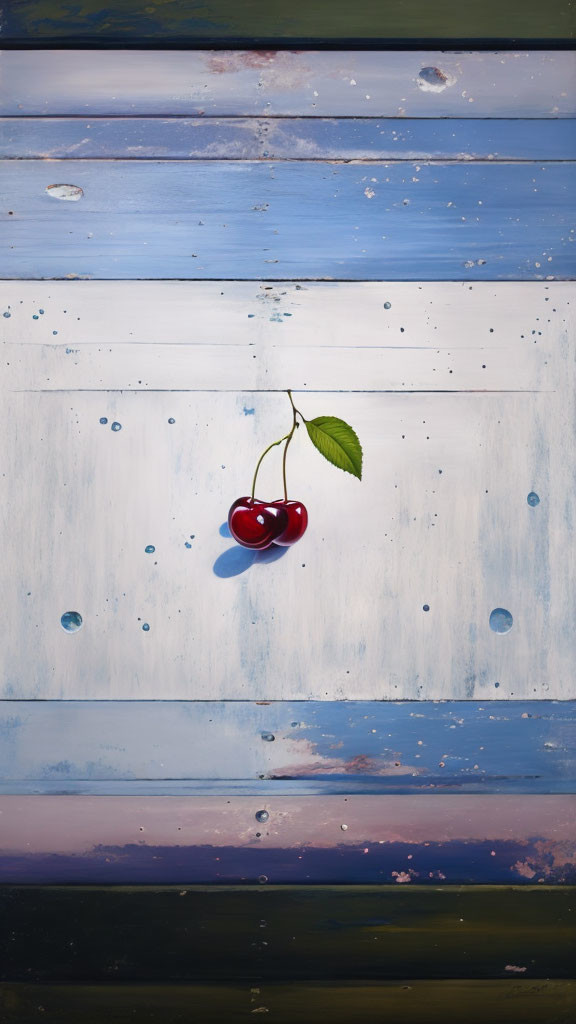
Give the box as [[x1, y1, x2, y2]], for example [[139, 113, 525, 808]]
[[250, 391, 305, 501]]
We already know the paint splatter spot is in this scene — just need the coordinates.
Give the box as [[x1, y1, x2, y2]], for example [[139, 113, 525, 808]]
[[145, 545, 155, 554], [243, 407, 255, 416], [168, 418, 176, 424], [185, 542, 192, 549], [341, 824, 349, 831], [2, 312, 10, 319], [255, 810, 269, 823], [364, 187, 376, 199], [489, 608, 513, 634], [53, 331, 58, 335], [142, 623, 150, 632], [39, 309, 45, 315], [60, 611, 83, 632], [111, 422, 122, 432], [383, 302, 392, 309], [46, 184, 84, 201], [527, 491, 540, 506], [99, 417, 108, 424], [417, 67, 455, 93], [422, 604, 430, 612], [261, 732, 275, 742], [32, 315, 39, 320]]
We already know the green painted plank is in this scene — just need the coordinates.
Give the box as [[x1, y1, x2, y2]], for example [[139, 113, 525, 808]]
[[1, 886, 574, 983], [1, 981, 575, 1024], [2, 1, 575, 44]]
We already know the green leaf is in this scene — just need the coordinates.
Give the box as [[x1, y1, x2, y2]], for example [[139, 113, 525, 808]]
[[305, 416, 363, 480]]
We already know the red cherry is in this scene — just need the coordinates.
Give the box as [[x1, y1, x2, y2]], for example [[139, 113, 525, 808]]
[[271, 499, 308, 546], [228, 496, 288, 550]]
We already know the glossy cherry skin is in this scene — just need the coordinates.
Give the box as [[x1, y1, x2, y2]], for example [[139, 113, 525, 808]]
[[271, 500, 308, 546], [228, 496, 288, 550]]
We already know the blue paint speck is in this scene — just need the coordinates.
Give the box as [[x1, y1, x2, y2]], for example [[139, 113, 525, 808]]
[[99, 417, 108, 425], [422, 604, 430, 612], [489, 608, 513, 634], [111, 422, 122, 432], [60, 611, 83, 632], [142, 623, 150, 632], [168, 418, 176, 424], [527, 492, 540, 507], [32, 315, 39, 320], [145, 545, 155, 554], [383, 302, 392, 309], [39, 309, 45, 315], [494, 682, 500, 688], [248, 314, 255, 318], [185, 541, 192, 548], [243, 407, 255, 416], [3, 312, 11, 319], [261, 732, 275, 742], [255, 810, 269, 823], [52, 330, 58, 335]]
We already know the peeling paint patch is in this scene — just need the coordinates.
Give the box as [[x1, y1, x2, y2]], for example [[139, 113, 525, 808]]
[[45, 184, 84, 201]]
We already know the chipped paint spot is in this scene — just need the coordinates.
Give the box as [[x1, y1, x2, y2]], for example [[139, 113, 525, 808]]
[[45, 184, 84, 201], [417, 67, 456, 93]]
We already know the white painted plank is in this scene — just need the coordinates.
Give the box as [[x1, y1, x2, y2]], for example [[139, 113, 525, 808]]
[[0, 327, 574, 699], [1, 280, 568, 348], [1, 51, 574, 118]]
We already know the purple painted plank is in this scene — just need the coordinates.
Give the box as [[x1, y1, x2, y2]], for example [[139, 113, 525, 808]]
[[0, 795, 574, 883]]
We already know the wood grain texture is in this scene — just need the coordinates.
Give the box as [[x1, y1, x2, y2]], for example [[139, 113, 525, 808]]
[[2, 981, 575, 1024], [0, 795, 574, 883], [2, 51, 574, 118], [4, 118, 576, 161], [1, 159, 574, 280], [2, 1, 575, 43], [0, 701, 574, 796], [1, 283, 574, 701], [1, 886, 574, 979]]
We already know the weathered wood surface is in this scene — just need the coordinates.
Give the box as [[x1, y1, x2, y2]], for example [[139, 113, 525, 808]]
[[2, 51, 574, 118], [1, 2, 574, 44], [3, 118, 576, 161], [1, 159, 574, 280], [1, 283, 573, 700], [1, 980, 574, 1024], [0, 795, 574, 883], [1, 887, 574, 978], [0, 701, 573, 796]]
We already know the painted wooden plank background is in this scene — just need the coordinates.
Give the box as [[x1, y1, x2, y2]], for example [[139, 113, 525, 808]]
[[2, 51, 574, 118], [2, 160, 574, 280], [0, 795, 574, 883], [1, 283, 574, 699], [1, 2, 574, 44], [1, 702, 573, 795], [1, 887, 574, 980], [2, 980, 574, 1024], [4, 117, 576, 161]]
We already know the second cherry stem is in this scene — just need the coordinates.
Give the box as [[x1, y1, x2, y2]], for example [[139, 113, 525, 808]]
[[251, 390, 303, 502]]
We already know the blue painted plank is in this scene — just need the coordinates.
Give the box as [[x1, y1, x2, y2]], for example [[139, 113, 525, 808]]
[[1, 701, 573, 794], [2, 118, 575, 161], [1, 160, 574, 279]]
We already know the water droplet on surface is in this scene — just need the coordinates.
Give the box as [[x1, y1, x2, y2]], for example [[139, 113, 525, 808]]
[[99, 417, 108, 424], [489, 608, 513, 634], [145, 545, 155, 554], [142, 623, 150, 632], [111, 422, 122, 432], [261, 732, 275, 742], [527, 492, 540, 506], [61, 611, 83, 632], [255, 810, 269, 823], [383, 302, 392, 309]]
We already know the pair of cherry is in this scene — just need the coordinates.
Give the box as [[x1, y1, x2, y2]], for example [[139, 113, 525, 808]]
[[228, 496, 308, 550]]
